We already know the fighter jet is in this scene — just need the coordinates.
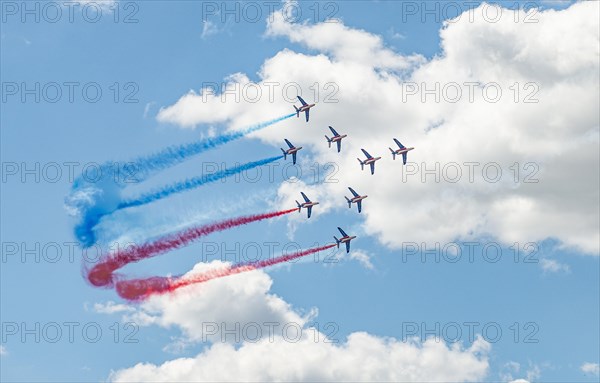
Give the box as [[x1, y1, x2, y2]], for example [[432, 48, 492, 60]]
[[357, 149, 381, 175], [334, 227, 356, 253], [324, 126, 347, 153], [293, 96, 315, 122], [281, 139, 302, 165], [345, 187, 367, 213], [296, 192, 319, 218], [389, 139, 415, 165]]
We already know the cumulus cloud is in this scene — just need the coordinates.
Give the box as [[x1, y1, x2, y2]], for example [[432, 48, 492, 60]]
[[265, 4, 424, 70], [539, 258, 570, 274], [347, 249, 375, 270], [581, 362, 600, 376], [110, 332, 490, 382], [156, 1, 599, 255], [98, 261, 313, 345], [104, 262, 490, 382]]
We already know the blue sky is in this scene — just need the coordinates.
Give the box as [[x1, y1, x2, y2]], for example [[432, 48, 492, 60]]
[[1, 1, 599, 382]]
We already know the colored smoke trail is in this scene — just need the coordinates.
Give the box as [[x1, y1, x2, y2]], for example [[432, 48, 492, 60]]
[[115, 244, 337, 301], [72, 113, 295, 189], [76, 155, 282, 246], [87, 208, 298, 288], [68, 113, 293, 247], [118, 155, 283, 210]]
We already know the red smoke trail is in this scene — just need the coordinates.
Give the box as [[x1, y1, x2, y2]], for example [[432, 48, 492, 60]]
[[88, 208, 297, 288], [115, 243, 337, 301]]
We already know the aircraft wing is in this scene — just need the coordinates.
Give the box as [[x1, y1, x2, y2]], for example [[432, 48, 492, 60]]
[[370, 162, 375, 175], [305, 109, 309, 122], [297, 96, 308, 106], [361, 149, 373, 159], [329, 126, 339, 136], [394, 138, 405, 149], [345, 241, 351, 253], [357, 200, 362, 213], [301, 192, 310, 203], [348, 187, 359, 197], [285, 139, 294, 148], [402, 152, 408, 165], [292, 152, 297, 165], [307, 206, 312, 219], [338, 227, 348, 237], [336, 140, 342, 153]]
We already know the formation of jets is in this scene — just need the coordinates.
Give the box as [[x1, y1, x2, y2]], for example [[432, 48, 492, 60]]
[[282, 96, 416, 252]]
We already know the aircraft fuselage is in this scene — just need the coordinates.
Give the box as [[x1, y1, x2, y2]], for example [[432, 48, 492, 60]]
[[299, 104, 315, 112], [285, 147, 302, 155], [351, 195, 367, 203], [392, 147, 415, 155], [364, 157, 381, 164], [331, 134, 347, 142]]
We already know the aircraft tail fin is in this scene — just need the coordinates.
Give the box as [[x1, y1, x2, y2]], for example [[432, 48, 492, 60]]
[[345, 196, 351, 208], [334, 236, 340, 248], [357, 158, 364, 170], [325, 135, 331, 147], [296, 200, 301, 212], [281, 148, 287, 160], [389, 147, 396, 160], [294, 105, 300, 118]]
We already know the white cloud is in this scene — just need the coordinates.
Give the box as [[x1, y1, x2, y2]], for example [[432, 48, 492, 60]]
[[157, 1, 599, 255], [143, 102, 156, 119], [539, 258, 570, 274], [0, 345, 7, 356], [581, 362, 600, 376], [92, 301, 137, 315], [76, 0, 118, 10], [99, 261, 313, 344], [105, 262, 490, 382], [525, 364, 541, 381], [110, 332, 490, 382], [348, 249, 375, 270], [201, 20, 220, 39], [265, 7, 424, 71]]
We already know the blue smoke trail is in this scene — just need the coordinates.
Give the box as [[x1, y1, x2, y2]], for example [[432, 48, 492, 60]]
[[71, 113, 295, 190], [67, 113, 293, 247], [74, 155, 283, 247], [118, 155, 283, 209]]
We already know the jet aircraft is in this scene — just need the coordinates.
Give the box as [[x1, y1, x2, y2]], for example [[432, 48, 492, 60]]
[[357, 149, 381, 175], [293, 96, 315, 122], [334, 227, 356, 253], [324, 126, 347, 153], [296, 192, 319, 218]]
